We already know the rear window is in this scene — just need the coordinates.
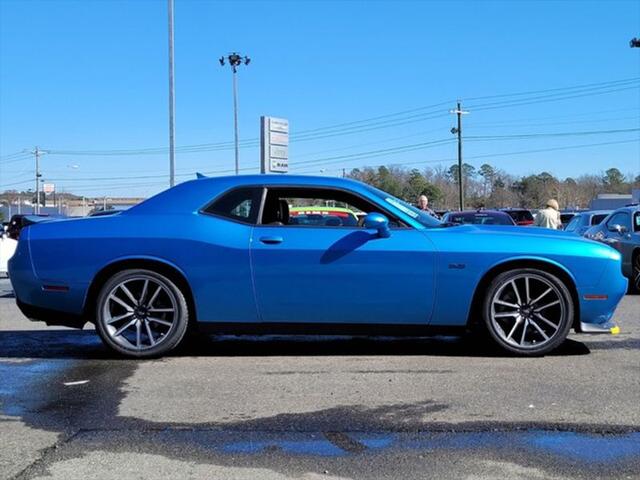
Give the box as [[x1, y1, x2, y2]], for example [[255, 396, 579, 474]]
[[505, 210, 534, 222], [203, 187, 262, 224]]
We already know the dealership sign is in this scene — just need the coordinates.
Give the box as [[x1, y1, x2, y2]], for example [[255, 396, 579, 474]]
[[260, 116, 288, 173], [43, 183, 55, 194]]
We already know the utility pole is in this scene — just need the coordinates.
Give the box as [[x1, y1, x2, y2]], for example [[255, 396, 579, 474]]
[[30, 147, 45, 214], [219, 53, 250, 175], [450, 102, 469, 211], [168, 0, 176, 187]]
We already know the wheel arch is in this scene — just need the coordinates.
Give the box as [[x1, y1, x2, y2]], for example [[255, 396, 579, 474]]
[[467, 257, 580, 330], [83, 257, 197, 325]]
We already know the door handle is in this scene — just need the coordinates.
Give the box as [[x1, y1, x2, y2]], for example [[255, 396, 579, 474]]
[[259, 236, 283, 245]]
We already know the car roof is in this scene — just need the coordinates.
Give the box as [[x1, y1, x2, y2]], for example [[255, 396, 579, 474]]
[[447, 210, 508, 215], [613, 205, 640, 213], [581, 210, 612, 215], [127, 175, 380, 216]]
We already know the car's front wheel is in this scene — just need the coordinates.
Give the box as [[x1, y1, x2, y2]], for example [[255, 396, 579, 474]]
[[483, 268, 573, 356], [95, 269, 189, 358]]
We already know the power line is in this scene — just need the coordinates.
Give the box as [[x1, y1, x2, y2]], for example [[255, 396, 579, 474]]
[[12, 78, 637, 160], [296, 139, 639, 175], [468, 85, 640, 112], [466, 127, 640, 141], [466, 114, 640, 130], [20, 127, 639, 184], [462, 77, 639, 103]]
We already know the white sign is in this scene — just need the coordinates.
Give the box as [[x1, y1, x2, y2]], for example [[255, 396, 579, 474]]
[[270, 145, 288, 159], [269, 131, 289, 146], [43, 183, 55, 194], [260, 116, 289, 173], [269, 118, 289, 133]]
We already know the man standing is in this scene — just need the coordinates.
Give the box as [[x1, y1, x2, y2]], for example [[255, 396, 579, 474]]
[[534, 199, 561, 229], [417, 195, 436, 217]]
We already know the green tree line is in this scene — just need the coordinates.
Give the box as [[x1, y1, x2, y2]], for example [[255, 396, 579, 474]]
[[348, 165, 640, 210]]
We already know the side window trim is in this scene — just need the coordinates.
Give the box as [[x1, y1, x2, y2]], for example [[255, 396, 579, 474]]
[[257, 185, 410, 229]]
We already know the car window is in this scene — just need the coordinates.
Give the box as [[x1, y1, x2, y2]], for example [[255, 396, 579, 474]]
[[564, 215, 580, 232], [606, 212, 630, 231], [634, 212, 640, 232], [560, 213, 575, 224], [591, 214, 608, 226], [260, 187, 405, 228], [505, 210, 534, 222], [203, 187, 263, 224]]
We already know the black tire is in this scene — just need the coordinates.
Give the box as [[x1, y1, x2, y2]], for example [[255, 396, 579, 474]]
[[631, 251, 640, 294], [95, 269, 190, 358], [483, 268, 574, 356]]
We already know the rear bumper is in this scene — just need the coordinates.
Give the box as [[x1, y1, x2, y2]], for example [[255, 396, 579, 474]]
[[17, 299, 87, 329]]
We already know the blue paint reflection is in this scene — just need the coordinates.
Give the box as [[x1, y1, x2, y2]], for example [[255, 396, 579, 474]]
[[528, 431, 640, 463], [213, 430, 640, 465]]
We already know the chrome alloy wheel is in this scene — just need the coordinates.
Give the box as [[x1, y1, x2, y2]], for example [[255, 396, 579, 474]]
[[489, 273, 566, 350], [101, 274, 178, 352], [634, 254, 640, 292]]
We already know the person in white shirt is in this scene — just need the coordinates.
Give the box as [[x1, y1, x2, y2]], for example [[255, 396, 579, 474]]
[[534, 199, 561, 229]]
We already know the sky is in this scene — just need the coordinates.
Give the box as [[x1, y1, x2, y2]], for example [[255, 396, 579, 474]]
[[0, 0, 639, 198]]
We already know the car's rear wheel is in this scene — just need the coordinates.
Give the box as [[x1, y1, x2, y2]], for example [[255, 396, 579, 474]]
[[95, 269, 189, 358], [483, 268, 573, 356], [632, 251, 640, 293]]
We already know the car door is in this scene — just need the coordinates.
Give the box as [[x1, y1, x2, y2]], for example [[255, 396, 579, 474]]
[[249, 186, 436, 325]]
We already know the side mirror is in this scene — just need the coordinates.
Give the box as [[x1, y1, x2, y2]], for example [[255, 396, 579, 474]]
[[608, 224, 627, 234], [363, 212, 391, 238]]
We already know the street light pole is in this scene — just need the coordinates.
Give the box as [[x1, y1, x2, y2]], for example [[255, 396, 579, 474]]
[[219, 53, 250, 175], [168, 0, 176, 187]]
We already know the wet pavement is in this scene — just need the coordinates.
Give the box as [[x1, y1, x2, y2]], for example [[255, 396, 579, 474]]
[[0, 278, 639, 479]]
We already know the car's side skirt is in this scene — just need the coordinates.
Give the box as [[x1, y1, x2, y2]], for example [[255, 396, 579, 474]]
[[196, 322, 468, 337]]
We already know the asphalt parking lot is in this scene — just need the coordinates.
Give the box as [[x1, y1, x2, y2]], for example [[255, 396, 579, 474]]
[[0, 277, 638, 480]]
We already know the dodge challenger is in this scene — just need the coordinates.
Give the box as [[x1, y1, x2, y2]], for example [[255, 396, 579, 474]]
[[9, 175, 627, 357]]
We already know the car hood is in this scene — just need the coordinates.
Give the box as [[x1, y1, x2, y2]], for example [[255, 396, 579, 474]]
[[445, 224, 579, 239], [438, 223, 613, 250]]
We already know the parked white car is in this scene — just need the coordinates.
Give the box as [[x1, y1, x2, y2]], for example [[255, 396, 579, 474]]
[[0, 230, 17, 276]]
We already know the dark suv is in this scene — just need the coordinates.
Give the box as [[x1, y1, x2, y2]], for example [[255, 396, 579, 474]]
[[585, 205, 640, 292]]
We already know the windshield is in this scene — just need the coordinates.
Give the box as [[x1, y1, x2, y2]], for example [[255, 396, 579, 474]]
[[363, 184, 442, 228]]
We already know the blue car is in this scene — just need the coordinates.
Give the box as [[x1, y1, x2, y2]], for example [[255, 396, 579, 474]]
[[9, 175, 627, 358], [563, 210, 611, 236]]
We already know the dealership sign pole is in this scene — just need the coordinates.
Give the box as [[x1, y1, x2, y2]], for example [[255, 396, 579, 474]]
[[260, 116, 289, 174]]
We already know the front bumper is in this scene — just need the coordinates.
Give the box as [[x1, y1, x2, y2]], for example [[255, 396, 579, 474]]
[[575, 255, 627, 334], [579, 320, 620, 335]]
